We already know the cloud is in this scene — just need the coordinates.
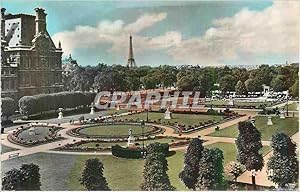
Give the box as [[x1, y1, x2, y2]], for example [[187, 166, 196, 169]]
[[168, 1, 299, 65], [52, 12, 179, 57]]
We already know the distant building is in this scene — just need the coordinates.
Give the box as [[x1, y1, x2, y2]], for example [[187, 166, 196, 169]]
[[1, 8, 63, 99]]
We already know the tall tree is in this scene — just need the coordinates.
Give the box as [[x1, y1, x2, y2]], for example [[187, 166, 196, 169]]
[[289, 79, 299, 98], [235, 80, 247, 95], [80, 158, 110, 191], [235, 121, 264, 189], [195, 148, 225, 190], [225, 161, 244, 182], [19, 164, 41, 190], [245, 78, 262, 92], [141, 143, 175, 191], [2, 169, 23, 190], [219, 75, 237, 93], [179, 138, 204, 190], [271, 75, 287, 92], [267, 133, 298, 189]]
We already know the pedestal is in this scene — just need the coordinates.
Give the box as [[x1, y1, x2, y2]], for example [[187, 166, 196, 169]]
[[90, 107, 95, 114], [127, 135, 135, 147], [116, 105, 120, 111], [280, 111, 285, 119], [164, 111, 171, 119], [228, 99, 234, 106], [58, 112, 63, 119], [267, 116, 273, 125]]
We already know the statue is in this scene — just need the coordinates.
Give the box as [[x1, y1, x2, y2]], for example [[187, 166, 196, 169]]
[[280, 109, 285, 119], [267, 116, 273, 125], [58, 108, 63, 119], [164, 106, 172, 120], [127, 129, 135, 147], [90, 102, 95, 114]]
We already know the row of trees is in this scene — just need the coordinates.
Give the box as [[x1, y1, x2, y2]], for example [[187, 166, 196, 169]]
[[179, 121, 298, 190], [2, 164, 41, 190], [18, 92, 96, 116], [63, 60, 299, 97]]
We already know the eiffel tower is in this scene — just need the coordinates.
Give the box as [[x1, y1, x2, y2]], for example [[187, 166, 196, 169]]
[[127, 35, 136, 68]]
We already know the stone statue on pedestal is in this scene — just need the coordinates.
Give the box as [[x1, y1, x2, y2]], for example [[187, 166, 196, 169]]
[[58, 108, 63, 119], [127, 129, 135, 147], [164, 107, 172, 120], [90, 102, 95, 114], [267, 116, 273, 125], [280, 109, 285, 119]]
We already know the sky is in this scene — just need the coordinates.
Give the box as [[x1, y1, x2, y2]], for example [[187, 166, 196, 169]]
[[2, 0, 299, 67]]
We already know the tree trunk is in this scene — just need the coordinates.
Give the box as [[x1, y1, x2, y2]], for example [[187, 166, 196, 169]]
[[251, 175, 256, 190]]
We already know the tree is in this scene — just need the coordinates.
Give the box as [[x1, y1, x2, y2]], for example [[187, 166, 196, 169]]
[[289, 80, 299, 98], [271, 75, 287, 92], [2, 168, 23, 190], [267, 133, 298, 189], [2, 164, 41, 191], [1, 97, 17, 120], [141, 143, 175, 191], [80, 158, 110, 190], [179, 138, 204, 190], [219, 75, 236, 93], [225, 161, 244, 182], [195, 148, 225, 190], [19, 163, 41, 190], [235, 80, 247, 95], [235, 121, 264, 189], [245, 78, 262, 93]]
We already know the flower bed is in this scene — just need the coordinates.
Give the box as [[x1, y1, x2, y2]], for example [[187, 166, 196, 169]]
[[8, 125, 64, 147]]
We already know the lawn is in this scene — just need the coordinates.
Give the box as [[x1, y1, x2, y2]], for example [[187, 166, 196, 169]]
[[1, 145, 17, 154], [78, 138, 183, 148], [68, 152, 188, 191], [102, 109, 128, 116], [206, 142, 271, 180], [78, 124, 152, 136], [208, 116, 299, 140], [116, 112, 223, 126], [17, 126, 54, 142], [281, 102, 298, 111]]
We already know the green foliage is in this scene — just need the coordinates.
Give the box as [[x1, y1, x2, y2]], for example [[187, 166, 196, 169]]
[[271, 75, 287, 92], [245, 78, 262, 92], [19, 164, 42, 190], [289, 80, 299, 98], [1, 97, 17, 118], [80, 158, 110, 191], [18, 92, 95, 115], [235, 121, 264, 171], [179, 138, 204, 190], [267, 133, 298, 188], [196, 148, 225, 190], [2, 163, 41, 191], [224, 161, 244, 181], [141, 143, 175, 191], [235, 80, 247, 95], [219, 75, 237, 93]]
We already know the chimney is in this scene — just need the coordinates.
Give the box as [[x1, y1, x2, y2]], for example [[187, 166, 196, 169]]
[[1, 8, 6, 40], [34, 8, 47, 35]]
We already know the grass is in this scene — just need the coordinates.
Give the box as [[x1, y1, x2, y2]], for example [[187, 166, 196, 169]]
[[102, 109, 128, 116], [206, 142, 271, 180], [208, 116, 299, 140], [78, 124, 152, 136], [116, 112, 223, 126], [78, 138, 182, 148], [17, 127, 54, 142], [281, 102, 298, 111], [68, 151, 188, 191], [1, 145, 17, 154]]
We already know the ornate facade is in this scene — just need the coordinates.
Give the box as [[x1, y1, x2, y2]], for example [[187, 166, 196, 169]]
[[1, 8, 63, 99]]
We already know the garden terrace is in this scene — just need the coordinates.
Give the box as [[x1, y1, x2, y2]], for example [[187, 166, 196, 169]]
[[8, 125, 64, 147], [67, 122, 164, 139], [208, 116, 299, 140], [204, 99, 283, 109]]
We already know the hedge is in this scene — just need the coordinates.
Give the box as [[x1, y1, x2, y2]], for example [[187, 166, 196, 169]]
[[1, 97, 18, 118], [112, 143, 169, 159], [18, 91, 96, 115]]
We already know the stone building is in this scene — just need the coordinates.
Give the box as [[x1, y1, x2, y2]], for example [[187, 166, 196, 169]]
[[1, 8, 63, 99]]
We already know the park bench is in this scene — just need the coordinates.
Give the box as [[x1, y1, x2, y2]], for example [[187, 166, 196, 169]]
[[8, 152, 19, 159]]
